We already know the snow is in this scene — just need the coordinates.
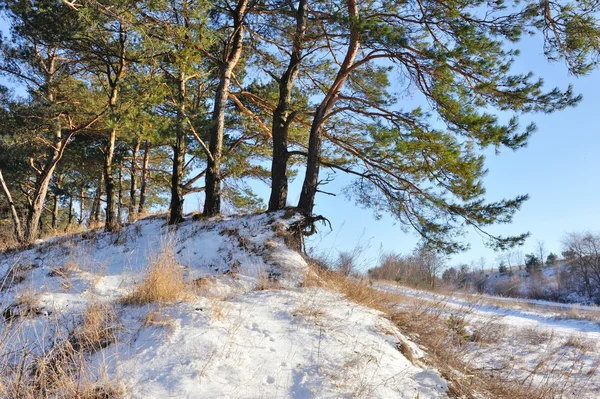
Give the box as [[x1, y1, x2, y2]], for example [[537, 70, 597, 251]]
[[377, 282, 600, 397], [0, 212, 448, 398], [107, 288, 447, 398]]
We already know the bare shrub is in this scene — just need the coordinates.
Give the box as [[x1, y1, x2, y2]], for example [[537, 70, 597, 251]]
[[489, 276, 522, 297], [562, 232, 600, 303], [368, 249, 445, 289]]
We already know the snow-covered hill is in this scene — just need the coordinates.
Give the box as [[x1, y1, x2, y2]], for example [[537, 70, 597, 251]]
[[0, 212, 447, 398]]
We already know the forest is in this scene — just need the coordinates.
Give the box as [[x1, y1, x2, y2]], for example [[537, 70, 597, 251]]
[[0, 0, 598, 252]]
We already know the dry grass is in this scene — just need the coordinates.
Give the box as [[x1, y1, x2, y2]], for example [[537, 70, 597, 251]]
[[0, 262, 38, 292], [48, 258, 81, 278], [120, 240, 188, 306], [304, 261, 582, 399], [2, 290, 41, 322], [563, 334, 596, 352], [0, 302, 122, 399], [143, 310, 176, 329], [292, 298, 326, 323], [254, 268, 282, 291]]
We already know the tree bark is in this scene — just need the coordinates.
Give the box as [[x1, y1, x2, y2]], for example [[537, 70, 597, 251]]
[[79, 186, 85, 225], [91, 172, 104, 226], [104, 127, 119, 231], [24, 114, 68, 242], [52, 193, 59, 231], [128, 139, 140, 222], [0, 170, 23, 242], [268, 0, 308, 211], [298, 0, 360, 215], [204, 0, 248, 217], [65, 195, 74, 232], [117, 165, 123, 223], [51, 174, 64, 230], [103, 25, 127, 232], [138, 140, 150, 216], [169, 74, 187, 224]]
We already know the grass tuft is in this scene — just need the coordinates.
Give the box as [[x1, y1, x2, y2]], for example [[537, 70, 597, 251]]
[[121, 239, 187, 306]]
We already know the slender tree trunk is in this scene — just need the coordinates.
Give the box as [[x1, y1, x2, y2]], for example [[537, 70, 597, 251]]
[[298, 106, 327, 214], [169, 74, 187, 224], [138, 140, 150, 216], [117, 166, 123, 223], [79, 186, 85, 225], [91, 172, 104, 226], [204, 0, 248, 217], [298, 0, 359, 214], [51, 174, 63, 231], [65, 195, 74, 232], [52, 194, 59, 231], [103, 26, 126, 232], [24, 116, 67, 242], [128, 139, 140, 222], [104, 128, 119, 231], [0, 170, 23, 242], [268, 0, 308, 211]]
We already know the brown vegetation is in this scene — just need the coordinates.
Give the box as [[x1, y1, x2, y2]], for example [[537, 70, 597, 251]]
[[305, 260, 584, 399], [121, 242, 187, 305]]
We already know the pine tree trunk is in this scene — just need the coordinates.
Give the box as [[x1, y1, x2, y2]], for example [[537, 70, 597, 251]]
[[65, 195, 74, 232], [298, 107, 326, 214], [117, 166, 123, 223], [298, 0, 359, 215], [24, 116, 66, 243], [204, 0, 248, 217], [104, 128, 119, 232], [128, 139, 140, 222], [169, 75, 187, 224], [51, 174, 63, 231], [91, 172, 104, 227], [103, 26, 126, 232], [268, 0, 308, 211], [138, 140, 150, 216], [0, 170, 23, 242], [79, 186, 85, 225], [52, 193, 59, 231]]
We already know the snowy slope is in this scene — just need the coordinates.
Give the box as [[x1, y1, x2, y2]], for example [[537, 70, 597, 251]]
[[377, 282, 600, 398], [0, 212, 448, 398]]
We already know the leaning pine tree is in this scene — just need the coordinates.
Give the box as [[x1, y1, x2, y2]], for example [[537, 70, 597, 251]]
[[290, 0, 599, 252]]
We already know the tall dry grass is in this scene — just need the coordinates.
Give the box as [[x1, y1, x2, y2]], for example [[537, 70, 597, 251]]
[[120, 237, 187, 306], [0, 301, 122, 398], [304, 261, 589, 399], [121, 236, 190, 306]]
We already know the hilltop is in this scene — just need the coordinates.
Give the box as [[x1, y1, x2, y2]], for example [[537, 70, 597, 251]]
[[0, 212, 447, 398]]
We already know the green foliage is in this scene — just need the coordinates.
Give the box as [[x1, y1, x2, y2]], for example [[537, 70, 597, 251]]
[[546, 253, 558, 266], [446, 313, 471, 345], [1, 0, 599, 248], [498, 261, 508, 274], [525, 254, 543, 274]]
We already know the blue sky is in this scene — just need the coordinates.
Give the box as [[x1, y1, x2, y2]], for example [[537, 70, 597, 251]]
[[1, 16, 598, 272]]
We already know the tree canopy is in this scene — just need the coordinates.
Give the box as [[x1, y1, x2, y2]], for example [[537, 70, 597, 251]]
[[1, 0, 599, 252]]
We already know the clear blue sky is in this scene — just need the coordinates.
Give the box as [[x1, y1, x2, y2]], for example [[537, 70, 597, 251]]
[[1, 17, 598, 272]]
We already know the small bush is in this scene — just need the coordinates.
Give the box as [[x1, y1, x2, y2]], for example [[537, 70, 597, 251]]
[[121, 241, 187, 305], [446, 313, 470, 344]]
